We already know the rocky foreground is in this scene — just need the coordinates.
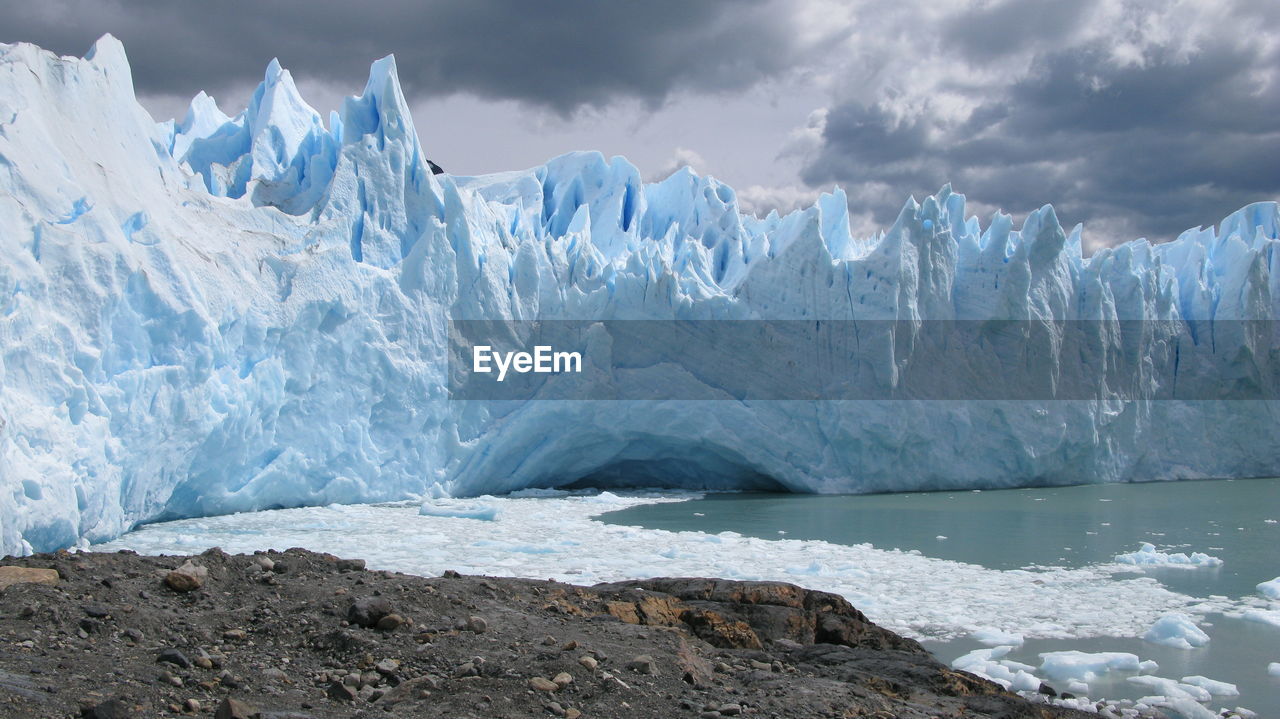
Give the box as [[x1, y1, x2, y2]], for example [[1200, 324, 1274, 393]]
[[0, 548, 1102, 718]]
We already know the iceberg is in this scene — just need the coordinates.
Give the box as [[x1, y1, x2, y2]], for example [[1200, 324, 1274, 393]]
[[1256, 576, 1280, 599], [0, 36, 1278, 556], [1113, 543, 1225, 568], [1142, 613, 1210, 649]]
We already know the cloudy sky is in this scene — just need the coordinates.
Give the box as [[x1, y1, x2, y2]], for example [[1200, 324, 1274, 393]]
[[5, 0, 1279, 251]]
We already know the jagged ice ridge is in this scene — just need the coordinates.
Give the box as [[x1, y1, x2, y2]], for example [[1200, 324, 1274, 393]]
[[0, 36, 1277, 555]]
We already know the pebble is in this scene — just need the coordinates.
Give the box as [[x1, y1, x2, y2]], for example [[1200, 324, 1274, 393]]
[[183, 698, 201, 713], [465, 615, 487, 634], [82, 604, 111, 619], [545, 701, 565, 716], [528, 676, 559, 692], [214, 697, 257, 719], [719, 704, 743, 716], [552, 672, 573, 688], [374, 658, 400, 675], [565, 709, 581, 719], [626, 654, 655, 674], [577, 655, 598, 671], [222, 629, 247, 641], [163, 561, 207, 592], [253, 556, 274, 572], [376, 613, 406, 631]]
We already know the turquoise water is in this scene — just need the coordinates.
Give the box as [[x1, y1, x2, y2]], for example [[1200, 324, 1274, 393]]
[[600, 478, 1280, 713]]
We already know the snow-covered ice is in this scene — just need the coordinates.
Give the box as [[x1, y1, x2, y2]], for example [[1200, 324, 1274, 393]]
[[1113, 543, 1224, 569], [1142, 613, 1210, 649]]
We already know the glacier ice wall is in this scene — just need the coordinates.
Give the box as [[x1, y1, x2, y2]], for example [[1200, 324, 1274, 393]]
[[0, 36, 1277, 555]]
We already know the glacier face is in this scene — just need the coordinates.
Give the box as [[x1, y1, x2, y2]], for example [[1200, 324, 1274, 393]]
[[0, 36, 1277, 556]]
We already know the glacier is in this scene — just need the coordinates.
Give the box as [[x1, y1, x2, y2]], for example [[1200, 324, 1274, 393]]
[[0, 35, 1277, 556]]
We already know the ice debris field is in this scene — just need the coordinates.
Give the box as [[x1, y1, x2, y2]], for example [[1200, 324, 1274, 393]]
[[93, 491, 1279, 718]]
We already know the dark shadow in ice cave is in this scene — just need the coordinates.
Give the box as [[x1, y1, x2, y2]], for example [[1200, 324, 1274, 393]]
[[557, 456, 788, 493]]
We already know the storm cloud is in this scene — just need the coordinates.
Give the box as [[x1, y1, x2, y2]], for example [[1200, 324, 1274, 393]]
[[3, 0, 1278, 247], [799, 0, 1280, 245], [1, 0, 804, 111]]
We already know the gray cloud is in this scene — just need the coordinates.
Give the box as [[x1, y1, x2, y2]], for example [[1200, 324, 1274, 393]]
[[1, 0, 802, 113], [802, 0, 1280, 244], [3, 0, 1278, 247]]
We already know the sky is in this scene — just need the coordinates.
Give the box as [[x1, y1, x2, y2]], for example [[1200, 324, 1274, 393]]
[[4, 0, 1279, 252]]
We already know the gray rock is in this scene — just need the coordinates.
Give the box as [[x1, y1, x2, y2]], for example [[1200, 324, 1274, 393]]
[[326, 681, 357, 701], [79, 699, 130, 719], [347, 597, 393, 628], [213, 697, 256, 719], [156, 648, 191, 669]]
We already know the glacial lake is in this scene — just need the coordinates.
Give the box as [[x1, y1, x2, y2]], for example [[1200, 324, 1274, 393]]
[[599, 478, 1280, 713]]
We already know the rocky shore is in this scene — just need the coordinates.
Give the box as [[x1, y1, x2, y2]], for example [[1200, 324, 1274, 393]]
[[0, 548, 1104, 718]]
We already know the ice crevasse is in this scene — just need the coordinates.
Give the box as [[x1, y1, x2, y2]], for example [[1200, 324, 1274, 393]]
[[0, 36, 1277, 555]]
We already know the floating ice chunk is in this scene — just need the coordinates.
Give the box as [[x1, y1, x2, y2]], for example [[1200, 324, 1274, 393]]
[[418, 497, 500, 521], [1038, 651, 1140, 683], [1135, 695, 1217, 719], [1256, 576, 1280, 599], [1008, 670, 1041, 692], [951, 647, 1041, 691], [1065, 679, 1089, 695], [1138, 659, 1159, 673], [1113, 543, 1223, 568], [1178, 675, 1238, 697], [1143, 613, 1209, 649], [578, 491, 630, 505], [971, 627, 1025, 647], [1127, 674, 1211, 701], [1240, 609, 1280, 628], [1269, 662, 1280, 677]]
